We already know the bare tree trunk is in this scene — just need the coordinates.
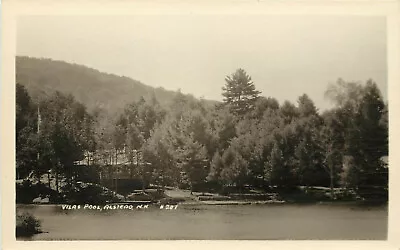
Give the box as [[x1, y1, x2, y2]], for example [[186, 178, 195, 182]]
[[115, 149, 118, 165], [109, 166, 114, 191], [55, 171, 59, 193], [330, 165, 334, 200], [162, 167, 166, 193], [69, 165, 72, 188], [115, 149, 119, 194], [48, 171, 51, 189], [137, 150, 145, 192], [115, 175, 118, 195]]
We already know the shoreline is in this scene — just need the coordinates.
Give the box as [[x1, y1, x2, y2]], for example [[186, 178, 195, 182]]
[[17, 184, 388, 207], [16, 199, 388, 207]]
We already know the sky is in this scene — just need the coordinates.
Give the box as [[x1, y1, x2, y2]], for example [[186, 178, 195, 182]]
[[17, 15, 387, 110]]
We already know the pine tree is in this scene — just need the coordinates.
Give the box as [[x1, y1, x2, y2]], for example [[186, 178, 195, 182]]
[[207, 151, 224, 183], [222, 68, 261, 116], [297, 94, 318, 117], [324, 79, 388, 192]]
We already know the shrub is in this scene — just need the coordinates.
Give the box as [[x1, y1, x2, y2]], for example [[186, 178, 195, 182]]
[[16, 181, 63, 204], [64, 183, 124, 204], [16, 213, 42, 237]]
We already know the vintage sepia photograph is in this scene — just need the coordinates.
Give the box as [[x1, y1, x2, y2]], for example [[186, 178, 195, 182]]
[[13, 11, 390, 241]]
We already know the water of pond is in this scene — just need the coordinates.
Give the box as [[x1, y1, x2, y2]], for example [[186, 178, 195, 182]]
[[17, 203, 387, 240]]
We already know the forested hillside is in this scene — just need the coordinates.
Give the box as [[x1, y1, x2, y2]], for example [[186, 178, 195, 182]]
[[16, 56, 205, 115]]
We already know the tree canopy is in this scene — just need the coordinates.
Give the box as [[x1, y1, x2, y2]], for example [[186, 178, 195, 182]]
[[16, 64, 388, 201]]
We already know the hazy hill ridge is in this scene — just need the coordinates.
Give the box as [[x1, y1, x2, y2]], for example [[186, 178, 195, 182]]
[[16, 56, 204, 114]]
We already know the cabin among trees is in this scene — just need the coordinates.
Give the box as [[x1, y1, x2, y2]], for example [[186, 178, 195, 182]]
[[75, 149, 150, 196]]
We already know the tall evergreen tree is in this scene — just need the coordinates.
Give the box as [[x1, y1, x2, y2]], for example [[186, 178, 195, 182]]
[[325, 79, 388, 191], [16, 84, 39, 179], [280, 101, 299, 125], [220, 146, 249, 190], [222, 68, 261, 116], [207, 151, 224, 183], [297, 94, 318, 117]]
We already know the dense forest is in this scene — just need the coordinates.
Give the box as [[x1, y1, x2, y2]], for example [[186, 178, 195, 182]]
[[16, 56, 213, 116], [16, 58, 388, 203]]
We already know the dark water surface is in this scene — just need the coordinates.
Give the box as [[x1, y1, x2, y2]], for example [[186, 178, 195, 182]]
[[17, 203, 387, 240]]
